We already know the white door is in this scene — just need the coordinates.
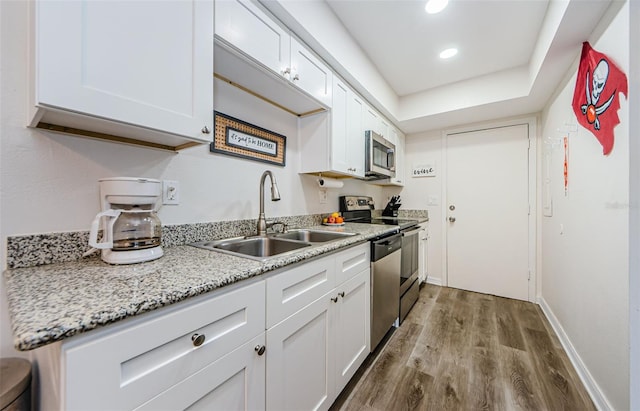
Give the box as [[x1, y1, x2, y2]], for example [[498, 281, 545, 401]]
[[446, 124, 530, 301]]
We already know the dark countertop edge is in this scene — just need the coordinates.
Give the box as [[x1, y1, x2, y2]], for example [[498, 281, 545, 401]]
[[6, 223, 399, 351]]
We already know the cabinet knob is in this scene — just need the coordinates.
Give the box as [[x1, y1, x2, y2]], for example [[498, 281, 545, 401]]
[[331, 296, 338, 303], [255, 345, 266, 356], [282, 67, 291, 76], [338, 291, 345, 298], [201, 126, 211, 134], [191, 333, 205, 347], [292, 74, 300, 82], [449, 217, 456, 223]]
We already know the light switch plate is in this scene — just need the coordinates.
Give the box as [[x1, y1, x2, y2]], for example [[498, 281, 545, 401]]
[[163, 180, 180, 205]]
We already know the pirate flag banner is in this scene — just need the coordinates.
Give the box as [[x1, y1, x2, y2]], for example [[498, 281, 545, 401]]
[[572, 42, 628, 155]]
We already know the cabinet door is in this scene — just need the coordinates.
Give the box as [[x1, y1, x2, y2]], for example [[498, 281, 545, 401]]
[[215, 0, 290, 76], [346, 91, 365, 177], [363, 104, 381, 134], [135, 334, 266, 411], [266, 294, 335, 411], [334, 270, 370, 392], [391, 131, 405, 185], [36, 0, 213, 141], [330, 78, 351, 175], [419, 225, 428, 283], [290, 37, 333, 107]]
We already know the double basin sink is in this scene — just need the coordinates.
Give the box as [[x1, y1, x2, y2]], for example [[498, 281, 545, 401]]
[[191, 229, 357, 261]]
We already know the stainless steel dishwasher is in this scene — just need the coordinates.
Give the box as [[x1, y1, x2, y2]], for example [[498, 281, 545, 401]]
[[370, 232, 402, 351]]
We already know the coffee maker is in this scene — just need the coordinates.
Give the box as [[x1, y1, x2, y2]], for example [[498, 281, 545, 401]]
[[87, 177, 164, 264]]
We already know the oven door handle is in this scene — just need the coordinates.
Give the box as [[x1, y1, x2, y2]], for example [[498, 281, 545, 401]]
[[401, 226, 421, 237]]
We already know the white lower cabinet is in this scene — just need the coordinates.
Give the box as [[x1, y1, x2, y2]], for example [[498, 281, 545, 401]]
[[36, 244, 371, 410], [266, 243, 370, 411], [58, 280, 265, 410]]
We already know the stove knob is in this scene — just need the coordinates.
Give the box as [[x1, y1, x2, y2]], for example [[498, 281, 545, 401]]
[[367, 200, 374, 206], [347, 199, 355, 207]]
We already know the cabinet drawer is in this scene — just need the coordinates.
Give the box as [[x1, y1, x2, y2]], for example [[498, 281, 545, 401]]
[[135, 333, 265, 411], [335, 243, 370, 284], [63, 281, 265, 410], [266, 255, 335, 328]]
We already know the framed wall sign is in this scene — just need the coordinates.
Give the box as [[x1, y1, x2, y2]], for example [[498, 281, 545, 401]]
[[412, 162, 437, 178], [211, 111, 286, 166]]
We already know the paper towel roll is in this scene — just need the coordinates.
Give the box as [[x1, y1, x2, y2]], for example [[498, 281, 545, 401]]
[[317, 177, 344, 189]]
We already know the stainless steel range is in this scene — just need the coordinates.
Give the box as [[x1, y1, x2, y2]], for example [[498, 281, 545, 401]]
[[340, 195, 420, 349]]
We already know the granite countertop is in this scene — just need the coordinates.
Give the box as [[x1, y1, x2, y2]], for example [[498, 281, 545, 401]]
[[4, 223, 397, 351]]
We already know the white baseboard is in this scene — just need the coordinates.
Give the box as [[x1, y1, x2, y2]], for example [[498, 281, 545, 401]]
[[424, 277, 442, 286], [537, 297, 613, 411]]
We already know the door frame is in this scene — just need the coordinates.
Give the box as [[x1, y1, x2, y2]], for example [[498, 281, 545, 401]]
[[440, 116, 538, 302]]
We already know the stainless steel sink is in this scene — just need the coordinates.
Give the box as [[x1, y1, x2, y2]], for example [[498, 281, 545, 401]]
[[273, 229, 356, 243], [191, 236, 312, 261]]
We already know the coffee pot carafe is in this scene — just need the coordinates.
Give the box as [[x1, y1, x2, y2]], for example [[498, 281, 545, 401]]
[[87, 177, 164, 264]]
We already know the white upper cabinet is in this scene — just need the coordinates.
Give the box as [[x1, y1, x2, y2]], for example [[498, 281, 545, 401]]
[[214, 0, 331, 113], [329, 77, 364, 177], [215, 0, 290, 75], [290, 37, 333, 107], [31, 0, 214, 150], [299, 76, 364, 178]]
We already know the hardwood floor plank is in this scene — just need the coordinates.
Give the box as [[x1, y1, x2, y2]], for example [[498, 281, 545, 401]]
[[408, 305, 449, 375], [349, 322, 423, 409], [495, 296, 527, 351], [523, 327, 597, 410], [425, 358, 469, 410], [387, 366, 433, 411], [499, 345, 547, 410], [469, 346, 506, 410]]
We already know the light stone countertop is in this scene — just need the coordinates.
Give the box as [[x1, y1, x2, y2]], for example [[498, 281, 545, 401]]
[[4, 223, 398, 351]]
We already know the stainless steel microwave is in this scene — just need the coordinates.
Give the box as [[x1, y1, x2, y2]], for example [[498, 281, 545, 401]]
[[365, 130, 396, 180]]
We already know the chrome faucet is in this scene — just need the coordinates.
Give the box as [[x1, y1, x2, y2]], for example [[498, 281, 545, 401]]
[[257, 170, 281, 236]]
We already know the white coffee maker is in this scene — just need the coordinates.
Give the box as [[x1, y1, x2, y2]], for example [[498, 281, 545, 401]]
[[87, 177, 164, 264]]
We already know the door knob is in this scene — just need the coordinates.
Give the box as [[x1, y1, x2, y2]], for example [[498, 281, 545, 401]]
[[449, 217, 456, 223]]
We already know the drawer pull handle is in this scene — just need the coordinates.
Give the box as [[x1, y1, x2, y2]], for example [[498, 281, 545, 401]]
[[255, 345, 266, 356], [191, 333, 205, 347], [338, 291, 345, 298]]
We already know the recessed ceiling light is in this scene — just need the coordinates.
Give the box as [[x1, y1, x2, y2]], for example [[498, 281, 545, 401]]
[[425, 0, 448, 14], [439, 48, 458, 59]]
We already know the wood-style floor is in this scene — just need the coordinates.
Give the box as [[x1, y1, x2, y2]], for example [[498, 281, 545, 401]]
[[331, 284, 596, 411]]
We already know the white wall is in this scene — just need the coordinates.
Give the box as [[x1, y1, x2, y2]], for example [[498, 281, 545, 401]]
[[539, 3, 630, 410], [629, 1, 640, 409], [383, 131, 444, 285], [0, 0, 382, 358]]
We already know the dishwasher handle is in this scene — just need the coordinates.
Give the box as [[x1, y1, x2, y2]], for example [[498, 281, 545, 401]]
[[372, 234, 402, 261]]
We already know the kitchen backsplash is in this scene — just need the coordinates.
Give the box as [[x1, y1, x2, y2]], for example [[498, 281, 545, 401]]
[[6, 210, 428, 269], [6, 214, 324, 269]]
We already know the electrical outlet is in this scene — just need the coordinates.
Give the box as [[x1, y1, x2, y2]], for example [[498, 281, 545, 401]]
[[319, 189, 328, 204], [163, 180, 180, 205]]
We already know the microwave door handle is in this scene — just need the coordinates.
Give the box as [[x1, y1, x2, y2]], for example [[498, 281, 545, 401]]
[[387, 148, 395, 171]]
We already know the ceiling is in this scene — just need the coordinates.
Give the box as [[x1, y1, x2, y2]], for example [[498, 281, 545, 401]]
[[264, 0, 618, 133], [326, 0, 550, 97]]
